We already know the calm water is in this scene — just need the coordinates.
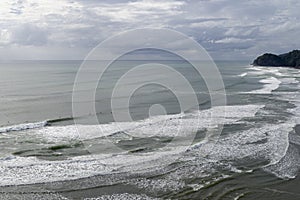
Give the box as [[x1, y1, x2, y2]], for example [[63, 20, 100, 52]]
[[0, 60, 300, 200]]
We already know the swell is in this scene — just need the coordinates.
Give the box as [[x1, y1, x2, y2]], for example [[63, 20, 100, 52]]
[[0, 117, 74, 134], [0, 121, 48, 134]]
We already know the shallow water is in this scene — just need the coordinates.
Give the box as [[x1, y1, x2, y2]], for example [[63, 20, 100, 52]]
[[0, 60, 300, 199]]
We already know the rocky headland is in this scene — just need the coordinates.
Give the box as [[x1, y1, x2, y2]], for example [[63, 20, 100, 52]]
[[253, 50, 300, 68]]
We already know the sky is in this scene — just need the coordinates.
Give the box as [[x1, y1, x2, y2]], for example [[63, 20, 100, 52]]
[[0, 0, 299, 60]]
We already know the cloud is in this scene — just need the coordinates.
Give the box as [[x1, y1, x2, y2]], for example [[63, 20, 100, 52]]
[[10, 23, 48, 46], [214, 38, 254, 44], [0, 29, 11, 45], [0, 0, 299, 60]]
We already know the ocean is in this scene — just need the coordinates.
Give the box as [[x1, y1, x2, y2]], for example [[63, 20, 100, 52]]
[[0, 60, 300, 200]]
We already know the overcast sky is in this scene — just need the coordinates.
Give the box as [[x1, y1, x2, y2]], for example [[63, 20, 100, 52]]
[[0, 0, 299, 60]]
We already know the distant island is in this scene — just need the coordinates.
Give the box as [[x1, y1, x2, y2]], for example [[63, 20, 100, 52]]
[[253, 50, 300, 68]]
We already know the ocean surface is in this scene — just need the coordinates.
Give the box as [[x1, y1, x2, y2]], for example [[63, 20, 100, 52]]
[[1, 60, 300, 200]]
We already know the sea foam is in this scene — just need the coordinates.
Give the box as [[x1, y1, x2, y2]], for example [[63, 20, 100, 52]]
[[0, 104, 264, 186], [245, 77, 281, 94]]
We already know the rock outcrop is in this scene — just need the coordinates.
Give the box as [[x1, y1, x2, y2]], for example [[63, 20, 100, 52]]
[[253, 50, 300, 68]]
